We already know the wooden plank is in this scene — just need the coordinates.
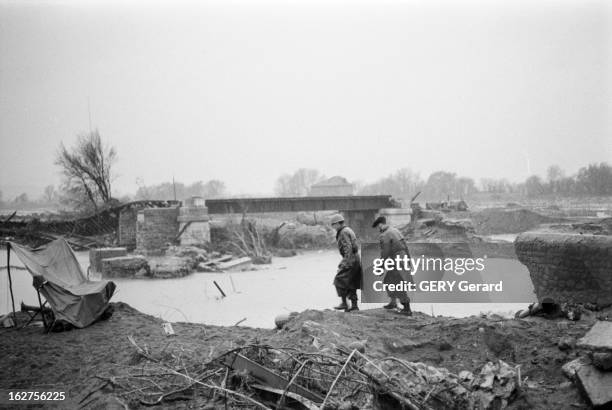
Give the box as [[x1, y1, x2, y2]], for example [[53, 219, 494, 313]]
[[223, 353, 324, 404], [250, 384, 319, 410], [200, 255, 234, 267]]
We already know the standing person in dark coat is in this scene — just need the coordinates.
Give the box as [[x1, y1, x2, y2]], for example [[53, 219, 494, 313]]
[[330, 213, 362, 312], [373, 216, 412, 315]]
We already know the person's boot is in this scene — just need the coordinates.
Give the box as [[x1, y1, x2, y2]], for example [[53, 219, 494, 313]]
[[346, 299, 359, 312], [334, 297, 348, 310], [399, 302, 413, 316], [383, 299, 397, 310]]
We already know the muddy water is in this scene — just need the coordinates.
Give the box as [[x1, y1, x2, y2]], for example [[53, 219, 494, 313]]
[[0, 249, 530, 328]]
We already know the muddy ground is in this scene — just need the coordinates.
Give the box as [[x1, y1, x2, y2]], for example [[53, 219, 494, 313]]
[[1, 302, 608, 409]]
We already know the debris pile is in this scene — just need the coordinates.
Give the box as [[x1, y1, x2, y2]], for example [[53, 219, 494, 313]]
[[470, 208, 563, 235], [562, 320, 612, 408], [89, 245, 259, 279], [95, 335, 519, 409]]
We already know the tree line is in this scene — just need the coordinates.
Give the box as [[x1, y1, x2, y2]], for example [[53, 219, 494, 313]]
[[274, 164, 612, 201], [3, 131, 611, 214]]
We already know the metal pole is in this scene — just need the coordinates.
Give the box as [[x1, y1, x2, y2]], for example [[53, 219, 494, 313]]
[[37, 291, 47, 329], [6, 243, 17, 327], [172, 176, 177, 201]]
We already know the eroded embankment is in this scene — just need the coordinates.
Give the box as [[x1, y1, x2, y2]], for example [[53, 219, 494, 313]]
[[1, 302, 603, 409]]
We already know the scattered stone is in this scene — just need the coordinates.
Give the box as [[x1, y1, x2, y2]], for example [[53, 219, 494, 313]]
[[578, 321, 612, 352], [562, 357, 589, 380], [162, 322, 175, 336], [564, 306, 582, 321], [592, 352, 612, 371], [558, 336, 576, 351], [347, 341, 367, 353], [576, 364, 612, 408], [438, 340, 453, 351], [458, 370, 474, 381], [274, 312, 297, 329], [101, 256, 150, 278]]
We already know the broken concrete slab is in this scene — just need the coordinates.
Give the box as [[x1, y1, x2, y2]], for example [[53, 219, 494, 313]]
[[89, 247, 128, 273], [578, 321, 612, 352], [576, 364, 612, 408], [101, 256, 150, 278], [217, 257, 253, 272]]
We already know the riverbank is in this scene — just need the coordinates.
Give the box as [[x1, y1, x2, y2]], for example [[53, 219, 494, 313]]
[[2, 301, 606, 409]]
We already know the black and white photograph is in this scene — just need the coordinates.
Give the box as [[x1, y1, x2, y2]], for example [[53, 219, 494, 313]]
[[1, 0, 611, 408]]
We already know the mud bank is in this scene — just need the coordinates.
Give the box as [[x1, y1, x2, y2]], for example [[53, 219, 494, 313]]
[[2, 302, 608, 409]]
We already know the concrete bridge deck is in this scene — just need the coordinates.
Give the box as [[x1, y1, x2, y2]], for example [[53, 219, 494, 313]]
[[205, 195, 396, 214]]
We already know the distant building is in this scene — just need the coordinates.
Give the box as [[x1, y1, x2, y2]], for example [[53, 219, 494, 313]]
[[309, 176, 354, 196]]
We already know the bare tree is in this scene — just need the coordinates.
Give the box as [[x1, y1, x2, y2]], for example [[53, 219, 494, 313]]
[[56, 130, 116, 212], [43, 185, 56, 203], [274, 168, 324, 196]]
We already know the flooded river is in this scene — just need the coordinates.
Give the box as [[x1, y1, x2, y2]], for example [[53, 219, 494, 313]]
[[1, 249, 531, 328]]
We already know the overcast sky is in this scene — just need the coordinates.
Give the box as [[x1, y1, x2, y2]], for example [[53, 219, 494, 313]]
[[1, 0, 610, 199]]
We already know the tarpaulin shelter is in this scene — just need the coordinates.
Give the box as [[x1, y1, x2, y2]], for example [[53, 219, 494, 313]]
[[7, 239, 116, 328]]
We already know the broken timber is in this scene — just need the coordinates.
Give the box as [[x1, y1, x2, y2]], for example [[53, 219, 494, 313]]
[[222, 352, 324, 404]]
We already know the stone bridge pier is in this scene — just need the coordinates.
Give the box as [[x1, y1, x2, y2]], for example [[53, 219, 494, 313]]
[[515, 232, 612, 307]]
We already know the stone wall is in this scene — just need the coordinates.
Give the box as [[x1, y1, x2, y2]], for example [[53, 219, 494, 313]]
[[118, 208, 138, 249], [136, 207, 180, 255], [515, 232, 612, 306]]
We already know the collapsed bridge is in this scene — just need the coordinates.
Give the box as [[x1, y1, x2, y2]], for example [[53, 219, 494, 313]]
[[205, 195, 403, 241]]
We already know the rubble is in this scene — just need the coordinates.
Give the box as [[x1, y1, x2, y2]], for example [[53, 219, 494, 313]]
[[576, 365, 612, 408], [101, 255, 150, 278], [578, 321, 612, 352]]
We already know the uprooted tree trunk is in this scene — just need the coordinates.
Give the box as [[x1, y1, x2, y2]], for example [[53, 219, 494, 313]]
[[228, 216, 272, 264]]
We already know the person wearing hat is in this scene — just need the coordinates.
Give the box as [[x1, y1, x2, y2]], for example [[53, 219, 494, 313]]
[[372, 215, 412, 315], [330, 213, 362, 312]]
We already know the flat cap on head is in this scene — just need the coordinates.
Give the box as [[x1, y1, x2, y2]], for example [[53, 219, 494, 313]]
[[372, 215, 387, 228], [330, 214, 344, 224]]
